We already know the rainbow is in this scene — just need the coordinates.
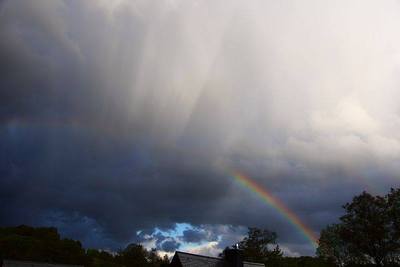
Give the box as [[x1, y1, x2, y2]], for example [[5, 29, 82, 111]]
[[232, 171, 318, 248]]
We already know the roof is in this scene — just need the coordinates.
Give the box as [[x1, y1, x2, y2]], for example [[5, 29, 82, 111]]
[[171, 251, 223, 267], [243, 262, 265, 267], [2, 260, 83, 267], [170, 251, 265, 267]]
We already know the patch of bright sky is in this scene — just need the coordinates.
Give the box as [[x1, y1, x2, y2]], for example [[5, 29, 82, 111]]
[[155, 222, 192, 237], [164, 223, 224, 256], [155, 223, 223, 252], [136, 223, 224, 257], [149, 223, 222, 257]]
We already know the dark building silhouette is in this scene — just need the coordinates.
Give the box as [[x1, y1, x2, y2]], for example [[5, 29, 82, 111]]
[[170, 250, 264, 267]]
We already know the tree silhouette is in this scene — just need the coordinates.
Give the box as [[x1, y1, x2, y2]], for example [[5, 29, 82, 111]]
[[0, 225, 169, 267], [0, 225, 86, 265], [118, 243, 169, 267], [238, 227, 283, 264], [318, 189, 400, 266], [317, 223, 367, 266]]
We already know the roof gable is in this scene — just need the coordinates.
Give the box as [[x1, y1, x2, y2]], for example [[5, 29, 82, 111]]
[[171, 251, 224, 267], [170, 251, 265, 267], [243, 262, 265, 267]]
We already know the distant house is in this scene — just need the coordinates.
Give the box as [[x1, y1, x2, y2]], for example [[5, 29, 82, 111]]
[[1, 260, 83, 267], [170, 250, 265, 267]]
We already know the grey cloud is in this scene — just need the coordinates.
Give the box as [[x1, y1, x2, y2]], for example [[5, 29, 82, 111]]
[[160, 240, 180, 253], [181, 229, 209, 243], [181, 228, 218, 244], [132, 230, 181, 252]]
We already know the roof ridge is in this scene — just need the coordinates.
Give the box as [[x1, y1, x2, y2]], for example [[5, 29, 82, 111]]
[[175, 250, 222, 260], [242, 262, 265, 266]]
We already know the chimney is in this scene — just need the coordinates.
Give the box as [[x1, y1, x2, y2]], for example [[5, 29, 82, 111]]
[[224, 245, 243, 267]]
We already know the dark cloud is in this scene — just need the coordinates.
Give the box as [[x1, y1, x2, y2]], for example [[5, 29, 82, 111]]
[[181, 228, 218, 244], [160, 240, 181, 253], [181, 229, 209, 243], [130, 229, 182, 253], [1, 0, 400, 256]]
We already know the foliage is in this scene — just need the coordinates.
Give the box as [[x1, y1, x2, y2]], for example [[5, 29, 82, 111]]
[[0, 225, 169, 267], [230, 227, 334, 267], [86, 245, 169, 267], [317, 224, 367, 266], [0, 225, 86, 265], [238, 227, 283, 265], [277, 256, 334, 267], [118, 243, 149, 266], [317, 189, 400, 267], [86, 249, 121, 267]]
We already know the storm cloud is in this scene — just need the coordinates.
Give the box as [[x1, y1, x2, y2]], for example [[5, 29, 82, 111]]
[[1, 0, 400, 255]]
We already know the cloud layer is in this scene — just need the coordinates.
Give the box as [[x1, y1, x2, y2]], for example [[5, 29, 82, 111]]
[[1, 0, 400, 255]]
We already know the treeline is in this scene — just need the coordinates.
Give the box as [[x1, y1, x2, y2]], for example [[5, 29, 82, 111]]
[[1, 187, 399, 267], [317, 188, 400, 267], [235, 188, 400, 267], [0, 225, 168, 267], [229, 227, 333, 267], [0, 224, 331, 267], [0, 225, 331, 267]]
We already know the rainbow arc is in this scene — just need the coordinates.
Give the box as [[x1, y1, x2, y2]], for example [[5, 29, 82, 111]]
[[232, 171, 318, 248]]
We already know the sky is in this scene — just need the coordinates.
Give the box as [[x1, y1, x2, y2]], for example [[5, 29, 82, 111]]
[[1, 0, 400, 257]]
